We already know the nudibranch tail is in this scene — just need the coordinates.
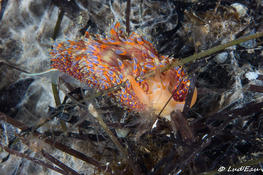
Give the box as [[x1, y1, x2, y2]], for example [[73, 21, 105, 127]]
[[50, 22, 196, 118]]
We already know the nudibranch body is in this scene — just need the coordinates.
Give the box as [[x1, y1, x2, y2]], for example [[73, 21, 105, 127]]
[[50, 22, 197, 119]]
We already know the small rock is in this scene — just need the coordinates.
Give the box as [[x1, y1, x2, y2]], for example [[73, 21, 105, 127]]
[[115, 128, 130, 138], [245, 71, 259, 80], [231, 3, 248, 18], [215, 52, 228, 63]]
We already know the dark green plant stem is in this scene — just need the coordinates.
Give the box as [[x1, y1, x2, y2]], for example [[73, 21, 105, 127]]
[[51, 9, 64, 106], [141, 31, 263, 80], [88, 104, 141, 175], [52, 10, 64, 40], [83, 82, 126, 101], [87, 30, 263, 99], [51, 83, 61, 106], [88, 104, 129, 158], [51, 83, 67, 131], [180, 32, 263, 65], [52, 10, 66, 130]]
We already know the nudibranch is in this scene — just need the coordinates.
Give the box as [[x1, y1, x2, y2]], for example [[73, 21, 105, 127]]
[[50, 22, 197, 120]]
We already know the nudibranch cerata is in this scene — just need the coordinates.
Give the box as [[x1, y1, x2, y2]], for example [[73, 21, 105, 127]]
[[50, 22, 197, 120]]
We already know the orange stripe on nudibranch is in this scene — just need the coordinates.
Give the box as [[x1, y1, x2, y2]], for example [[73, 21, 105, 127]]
[[110, 28, 117, 36], [114, 22, 120, 29], [136, 37, 144, 45]]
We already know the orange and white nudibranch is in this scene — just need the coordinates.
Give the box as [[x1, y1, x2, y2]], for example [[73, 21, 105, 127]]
[[50, 22, 197, 120]]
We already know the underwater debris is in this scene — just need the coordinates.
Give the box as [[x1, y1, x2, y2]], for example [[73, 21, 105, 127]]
[[181, 2, 251, 51]]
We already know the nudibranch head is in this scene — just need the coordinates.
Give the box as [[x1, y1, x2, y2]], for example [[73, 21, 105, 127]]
[[50, 22, 197, 119]]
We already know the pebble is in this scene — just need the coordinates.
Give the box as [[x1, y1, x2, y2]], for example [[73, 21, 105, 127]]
[[245, 71, 259, 80], [231, 3, 248, 18], [215, 52, 228, 63]]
